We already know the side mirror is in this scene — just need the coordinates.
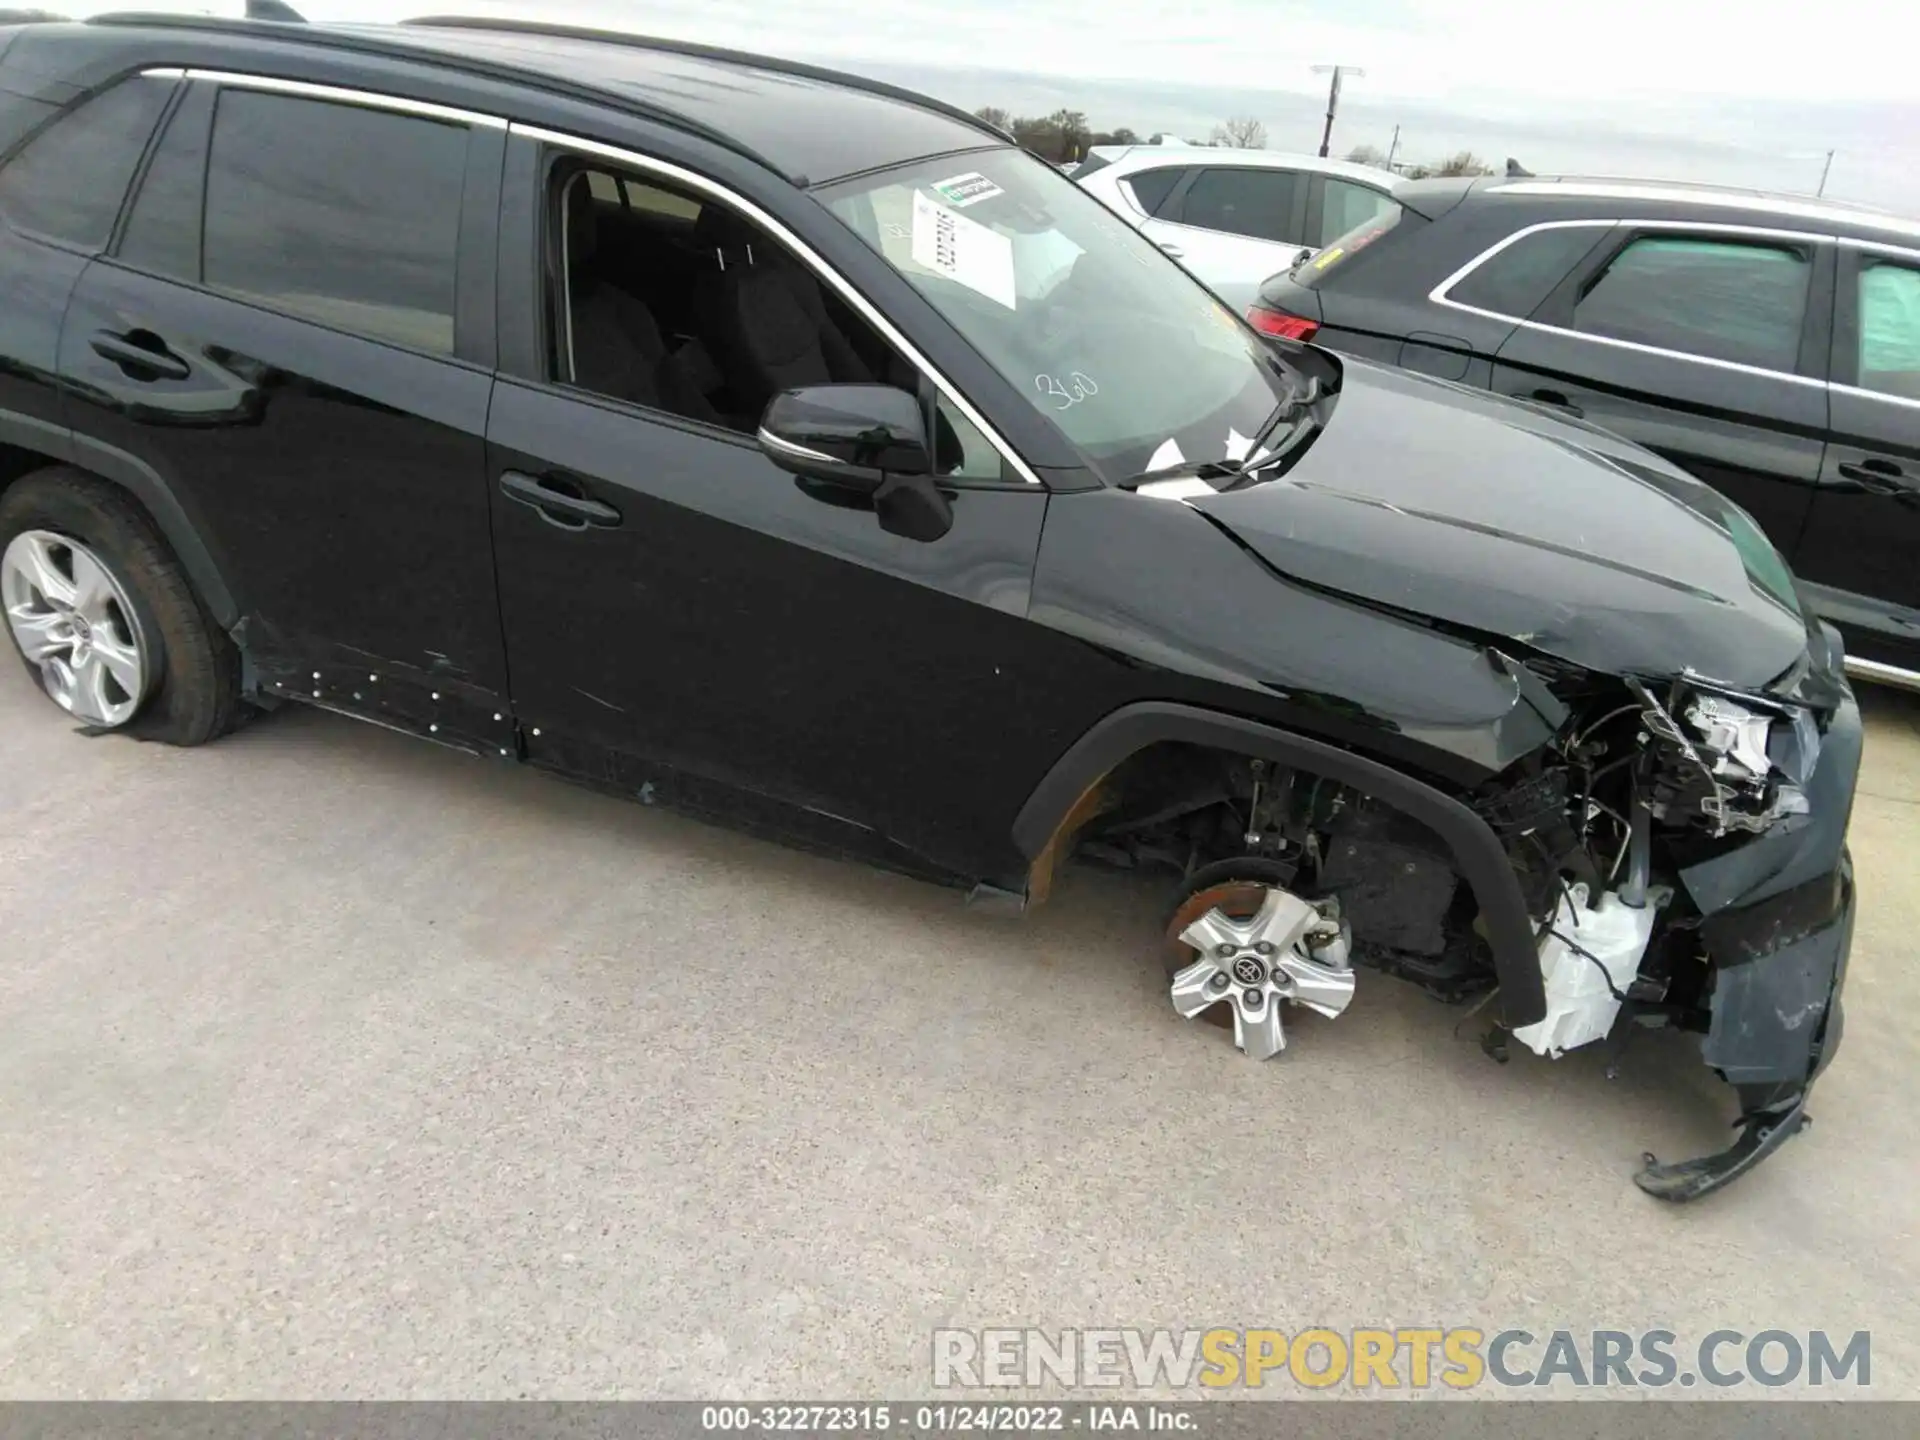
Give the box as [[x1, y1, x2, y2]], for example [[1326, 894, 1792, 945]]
[[758, 384, 954, 542], [759, 384, 932, 480]]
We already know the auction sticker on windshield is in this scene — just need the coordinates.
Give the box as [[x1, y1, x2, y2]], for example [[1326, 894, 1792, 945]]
[[931, 171, 1004, 208], [912, 190, 1017, 309]]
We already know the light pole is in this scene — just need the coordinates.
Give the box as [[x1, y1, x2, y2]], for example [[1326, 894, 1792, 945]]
[[1818, 149, 1835, 198], [1311, 64, 1365, 158]]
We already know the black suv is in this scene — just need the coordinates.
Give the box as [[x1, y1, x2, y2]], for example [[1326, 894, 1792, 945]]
[[1252, 176, 1920, 683], [0, 14, 1862, 1199]]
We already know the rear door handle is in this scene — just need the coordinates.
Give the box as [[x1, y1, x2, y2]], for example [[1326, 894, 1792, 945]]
[[499, 470, 623, 529], [89, 329, 189, 381], [1836, 458, 1916, 499], [1526, 388, 1585, 418], [1156, 241, 1184, 259]]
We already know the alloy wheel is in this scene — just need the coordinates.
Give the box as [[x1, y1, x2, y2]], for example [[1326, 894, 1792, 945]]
[[1, 529, 150, 728]]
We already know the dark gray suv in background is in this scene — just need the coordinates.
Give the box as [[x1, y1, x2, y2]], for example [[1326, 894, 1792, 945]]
[[1253, 177, 1920, 684]]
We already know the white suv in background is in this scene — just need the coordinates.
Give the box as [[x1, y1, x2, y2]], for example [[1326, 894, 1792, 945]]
[[1072, 145, 1402, 310]]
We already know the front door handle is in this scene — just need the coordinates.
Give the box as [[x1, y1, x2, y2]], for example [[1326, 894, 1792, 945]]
[[1156, 241, 1184, 259], [1836, 458, 1916, 499], [1526, 388, 1585, 418], [499, 470, 622, 529], [89, 329, 190, 381]]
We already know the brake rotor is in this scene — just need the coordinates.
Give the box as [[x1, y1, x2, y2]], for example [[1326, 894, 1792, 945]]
[[1164, 880, 1271, 1030], [1163, 875, 1357, 1058]]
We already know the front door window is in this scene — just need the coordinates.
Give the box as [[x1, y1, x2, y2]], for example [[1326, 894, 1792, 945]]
[[549, 162, 1004, 480]]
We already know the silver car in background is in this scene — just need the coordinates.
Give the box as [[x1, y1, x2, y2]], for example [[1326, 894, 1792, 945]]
[[1072, 144, 1401, 310]]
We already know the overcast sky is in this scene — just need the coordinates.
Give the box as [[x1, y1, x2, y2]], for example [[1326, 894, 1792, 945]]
[[60, 1, 1920, 208]]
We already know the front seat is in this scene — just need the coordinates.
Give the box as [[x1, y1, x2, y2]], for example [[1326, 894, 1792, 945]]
[[564, 178, 719, 423], [689, 205, 872, 418]]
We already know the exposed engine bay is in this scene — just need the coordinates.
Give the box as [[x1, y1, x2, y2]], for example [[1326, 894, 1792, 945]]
[[1071, 662, 1857, 1204]]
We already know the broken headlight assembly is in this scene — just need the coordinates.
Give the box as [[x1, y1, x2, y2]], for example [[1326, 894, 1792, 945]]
[[1628, 677, 1821, 837]]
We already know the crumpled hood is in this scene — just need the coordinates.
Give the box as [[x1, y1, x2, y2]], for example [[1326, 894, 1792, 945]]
[[1189, 357, 1811, 689]]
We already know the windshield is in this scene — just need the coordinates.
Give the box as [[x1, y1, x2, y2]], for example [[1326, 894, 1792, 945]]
[[818, 150, 1292, 483]]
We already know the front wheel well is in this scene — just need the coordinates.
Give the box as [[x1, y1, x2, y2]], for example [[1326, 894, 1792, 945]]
[[1012, 703, 1550, 1028]]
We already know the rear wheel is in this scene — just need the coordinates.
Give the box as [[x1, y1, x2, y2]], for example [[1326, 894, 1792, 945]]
[[0, 466, 243, 744]]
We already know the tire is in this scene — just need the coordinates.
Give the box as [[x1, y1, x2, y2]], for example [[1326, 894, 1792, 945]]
[[0, 465, 244, 745]]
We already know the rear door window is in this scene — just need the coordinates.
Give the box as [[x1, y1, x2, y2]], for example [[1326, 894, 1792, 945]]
[[1572, 235, 1810, 372], [0, 74, 173, 250], [200, 89, 468, 354], [1856, 258, 1920, 400], [1174, 167, 1300, 242], [1448, 224, 1610, 318]]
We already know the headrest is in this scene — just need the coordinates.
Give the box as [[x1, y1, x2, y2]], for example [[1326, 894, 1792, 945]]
[[692, 202, 756, 269]]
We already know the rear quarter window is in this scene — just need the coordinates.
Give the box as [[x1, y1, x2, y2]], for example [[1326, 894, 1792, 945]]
[[0, 73, 173, 250], [1446, 224, 1611, 318], [1121, 166, 1183, 216]]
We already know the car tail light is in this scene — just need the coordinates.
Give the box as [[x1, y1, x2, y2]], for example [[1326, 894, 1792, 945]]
[[1246, 305, 1319, 342]]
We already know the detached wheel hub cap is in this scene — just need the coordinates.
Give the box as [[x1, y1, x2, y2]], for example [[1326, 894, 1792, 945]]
[[1167, 882, 1356, 1060], [2, 530, 149, 728]]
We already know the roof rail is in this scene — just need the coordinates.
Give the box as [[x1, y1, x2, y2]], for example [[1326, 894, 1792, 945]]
[[401, 15, 1013, 147], [1507, 173, 1825, 203], [79, 10, 791, 179]]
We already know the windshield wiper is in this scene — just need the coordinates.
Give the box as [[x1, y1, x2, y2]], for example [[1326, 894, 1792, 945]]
[[1119, 376, 1324, 491]]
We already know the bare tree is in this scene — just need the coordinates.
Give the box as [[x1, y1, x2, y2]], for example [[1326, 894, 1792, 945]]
[[1435, 150, 1495, 177], [1345, 143, 1389, 167], [973, 105, 1012, 133], [1210, 115, 1268, 149]]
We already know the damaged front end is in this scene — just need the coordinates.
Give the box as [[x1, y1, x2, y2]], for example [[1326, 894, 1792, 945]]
[[1075, 643, 1859, 1203], [1499, 654, 1860, 1201]]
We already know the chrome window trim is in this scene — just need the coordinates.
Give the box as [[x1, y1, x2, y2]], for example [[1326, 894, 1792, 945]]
[[515, 122, 1042, 486], [150, 67, 508, 130], [1426, 217, 1617, 318], [1485, 181, 1920, 242], [1833, 382, 1920, 414], [1430, 217, 1833, 389], [1843, 238, 1920, 264]]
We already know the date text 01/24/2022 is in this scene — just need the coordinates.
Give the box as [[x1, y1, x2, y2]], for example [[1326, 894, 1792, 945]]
[[698, 1404, 1198, 1432]]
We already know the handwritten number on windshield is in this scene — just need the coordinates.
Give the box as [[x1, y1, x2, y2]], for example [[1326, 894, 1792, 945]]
[[1036, 371, 1099, 411]]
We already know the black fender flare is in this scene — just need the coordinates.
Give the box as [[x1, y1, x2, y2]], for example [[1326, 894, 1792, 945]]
[[1, 411, 239, 629], [1011, 701, 1548, 1028]]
